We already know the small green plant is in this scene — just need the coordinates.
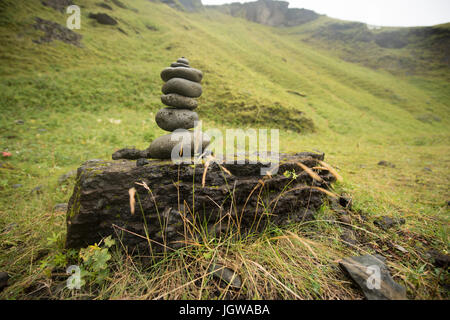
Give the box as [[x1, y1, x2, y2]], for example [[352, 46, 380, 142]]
[[39, 235, 115, 289], [78, 236, 115, 285], [283, 169, 298, 180]]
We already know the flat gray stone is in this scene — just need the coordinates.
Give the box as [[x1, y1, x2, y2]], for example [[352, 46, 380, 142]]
[[339, 254, 407, 300], [162, 78, 202, 98], [161, 93, 198, 110], [146, 131, 210, 159], [160, 67, 203, 83], [170, 62, 190, 68], [155, 108, 199, 132], [112, 148, 146, 160], [209, 263, 242, 288]]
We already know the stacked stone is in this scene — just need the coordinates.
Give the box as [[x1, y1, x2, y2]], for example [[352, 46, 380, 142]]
[[147, 57, 210, 159]]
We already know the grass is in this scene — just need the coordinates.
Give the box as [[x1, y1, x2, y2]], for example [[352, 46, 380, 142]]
[[0, 0, 449, 299]]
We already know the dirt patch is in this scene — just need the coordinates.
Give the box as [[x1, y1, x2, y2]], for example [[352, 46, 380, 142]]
[[33, 17, 82, 47], [41, 0, 73, 12]]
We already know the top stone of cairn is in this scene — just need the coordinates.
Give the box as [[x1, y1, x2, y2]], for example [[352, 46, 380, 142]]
[[171, 57, 190, 68]]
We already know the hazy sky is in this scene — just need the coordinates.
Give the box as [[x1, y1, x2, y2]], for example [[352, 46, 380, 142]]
[[202, 0, 450, 27]]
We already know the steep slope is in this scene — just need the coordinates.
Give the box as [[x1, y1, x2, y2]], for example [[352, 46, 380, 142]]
[[0, 0, 448, 139], [281, 17, 450, 77], [207, 0, 450, 77]]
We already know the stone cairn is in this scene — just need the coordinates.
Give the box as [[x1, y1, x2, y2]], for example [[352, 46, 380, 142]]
[[111, 57, 210, 162], [146, 57, 210, 160]]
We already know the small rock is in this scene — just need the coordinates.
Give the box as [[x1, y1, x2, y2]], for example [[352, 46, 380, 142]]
[[209, 263, 242, 288], [53, 203, 68, 212], [0, 272, 9, 292], [15, 119, 24, 125], [112, 148, 146, 160], [392, 243, 408, 254], [427, 250, 450, 269], [339, 254, 407, 300], [88, 13, 118, 25], [136, 158, 150, 167], [339, 215, 352, 225], [146, 24, 158, 31], [162, 78, 202, 98], [340, 229, 358, 246], [374, 216, 405, 231], [377, 161, 396, 168], [12, 184, 22, 189], [31, 185, 44, 195]]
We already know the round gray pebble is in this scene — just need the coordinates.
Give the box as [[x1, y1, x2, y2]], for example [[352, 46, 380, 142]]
[[156, 108, 199, 132]]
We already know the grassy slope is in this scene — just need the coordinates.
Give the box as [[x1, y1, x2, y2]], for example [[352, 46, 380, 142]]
[[0, 0, 448, 299]]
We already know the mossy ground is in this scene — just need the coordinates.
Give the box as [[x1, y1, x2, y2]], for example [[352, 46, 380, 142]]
[[0, 0, 448, 299]]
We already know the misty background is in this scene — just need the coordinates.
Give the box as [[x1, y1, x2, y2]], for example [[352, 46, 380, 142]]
[[203, 0, 450, 27]]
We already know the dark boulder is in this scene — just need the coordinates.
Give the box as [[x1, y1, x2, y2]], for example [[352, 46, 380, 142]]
[[33, 17, 82, 47], [65, 153, 336, 253]]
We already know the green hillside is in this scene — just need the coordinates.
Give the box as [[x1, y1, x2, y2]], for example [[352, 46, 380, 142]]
[[0, 0, 448, 299], [278, 15, 450, 77]]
